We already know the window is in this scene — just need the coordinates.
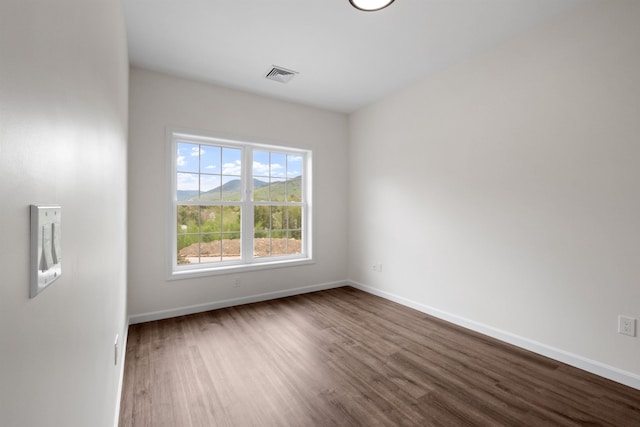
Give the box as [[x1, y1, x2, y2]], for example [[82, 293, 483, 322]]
[[169, 130, 312, 278]]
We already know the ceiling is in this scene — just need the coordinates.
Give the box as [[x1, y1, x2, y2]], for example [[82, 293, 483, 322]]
[[122, 0, 586, 113]]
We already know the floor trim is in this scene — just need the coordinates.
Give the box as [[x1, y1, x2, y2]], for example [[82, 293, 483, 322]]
[[128, 280, 347, 325], [348, 280, 640, 391]]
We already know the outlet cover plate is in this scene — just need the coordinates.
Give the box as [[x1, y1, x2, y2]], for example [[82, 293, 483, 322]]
[[30, 205, 62, 298], [618, 315, 636, 337]]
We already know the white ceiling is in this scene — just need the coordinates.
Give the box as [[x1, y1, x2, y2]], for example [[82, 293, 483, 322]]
[[123, 0, 586, 113]]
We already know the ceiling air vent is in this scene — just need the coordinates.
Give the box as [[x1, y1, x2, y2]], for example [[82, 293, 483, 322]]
[[265, 66, 298, 83]]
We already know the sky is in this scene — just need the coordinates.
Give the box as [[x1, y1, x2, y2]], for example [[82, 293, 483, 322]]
[[176, 142, 303, 193]]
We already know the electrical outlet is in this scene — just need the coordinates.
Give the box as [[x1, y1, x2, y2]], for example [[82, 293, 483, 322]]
[[233, 278, 241, 288], [618, 315, 636, 337], [372, 264, 377, 272]]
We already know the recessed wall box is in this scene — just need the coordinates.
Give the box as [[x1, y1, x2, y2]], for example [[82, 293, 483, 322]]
[[30, 205, 62, 298]]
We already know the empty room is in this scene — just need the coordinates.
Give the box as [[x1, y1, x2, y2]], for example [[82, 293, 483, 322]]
[[1, 0, 639, 426]]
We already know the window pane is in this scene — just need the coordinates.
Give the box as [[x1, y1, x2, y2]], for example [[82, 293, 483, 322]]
[[254, 206, 269, 232], [270, 153, 286, 179], [222, 147, 241, 176], [200, 206, 221, 232], [287, 206, 302, 230], [286, 154, 303, 202], [253, 151, 270, 178], [200, 235, 221, 264], [270, 233, 287, 256], [286, 231, 302, 255], [253, 233, 270, 258], [221, 206, 241, 234], [253, 178, 269, 201], [177, 173, 199, 201], [177, 234, 198, 265], [222, 235, 241, 261], [221, 176, 242, 201], [269, 178, 285, 202], [200, 145, 220, 174], [253, 205, 303, 259], [270, 206, 284, 230], [200, 175, 221, 200], [286, 176, 302, 202], [177, 205, 199, 234], [287, 154, 302, 179], [176, 142, 199, 173], [176, 205, 242, 265], [254, 204, 270, 258]]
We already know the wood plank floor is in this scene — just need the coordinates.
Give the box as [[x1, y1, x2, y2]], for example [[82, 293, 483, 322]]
[[119, 287, 640, 426]]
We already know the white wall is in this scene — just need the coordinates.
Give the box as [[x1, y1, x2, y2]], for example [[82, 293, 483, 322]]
[[127, 68, 348, 317], [0, 1, 129, 426], [349, 0, 640, 381]]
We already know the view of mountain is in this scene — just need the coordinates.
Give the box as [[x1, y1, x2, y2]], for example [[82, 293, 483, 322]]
[[254, 176, 301, 202], [176, 190, 199, 201], [177, 176, 301, 202]]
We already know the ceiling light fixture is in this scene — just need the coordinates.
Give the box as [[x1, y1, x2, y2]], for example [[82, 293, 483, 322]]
[[349, 0, 395, 12]]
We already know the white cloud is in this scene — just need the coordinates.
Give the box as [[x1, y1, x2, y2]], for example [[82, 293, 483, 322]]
[[177, 155, 186, 167], [191, 146, 204, 156], [205, 164, 216, 170], [177, 173, 198, 191], [222, 160, 241, 175], [253, 161, 270, 176], [252, 161, 287, 177], [271, 163, 285, 178]]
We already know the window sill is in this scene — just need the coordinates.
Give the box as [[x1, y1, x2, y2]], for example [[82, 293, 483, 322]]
[[168, 257, 315, 281]]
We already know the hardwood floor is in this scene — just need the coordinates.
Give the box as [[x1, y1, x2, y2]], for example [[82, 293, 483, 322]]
[[119, 287, 640, 426]]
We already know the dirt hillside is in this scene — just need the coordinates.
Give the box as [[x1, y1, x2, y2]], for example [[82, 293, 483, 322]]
[[179, 238, 301, 259]]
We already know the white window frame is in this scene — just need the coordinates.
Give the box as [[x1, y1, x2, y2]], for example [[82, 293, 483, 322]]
[[167, 129, 313, 280]]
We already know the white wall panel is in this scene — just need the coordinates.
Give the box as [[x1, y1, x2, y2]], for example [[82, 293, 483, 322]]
[[348, 0, 640, 379]]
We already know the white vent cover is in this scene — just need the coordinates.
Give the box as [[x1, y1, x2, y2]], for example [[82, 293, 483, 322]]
[[265, 66, 298, 83]]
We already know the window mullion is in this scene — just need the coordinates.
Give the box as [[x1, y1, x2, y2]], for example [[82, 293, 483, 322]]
[[241, 147, 253, 264]]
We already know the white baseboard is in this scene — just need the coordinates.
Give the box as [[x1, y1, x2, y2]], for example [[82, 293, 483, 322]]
[[128, 280, 347, 325], [348, 280, 640, 391]]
